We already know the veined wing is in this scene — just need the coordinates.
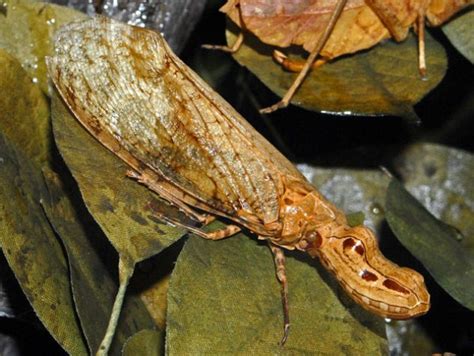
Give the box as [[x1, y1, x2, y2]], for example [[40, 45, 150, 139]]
[[48, 17, 306, 225]]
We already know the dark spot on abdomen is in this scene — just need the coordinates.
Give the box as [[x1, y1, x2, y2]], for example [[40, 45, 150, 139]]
[[383, 279, 410, 295], [343, 238, 365, 256], [360, 270, 378, 282]]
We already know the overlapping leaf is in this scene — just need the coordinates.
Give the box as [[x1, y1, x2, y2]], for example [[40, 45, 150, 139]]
[[226, 25, 447, 118], [387, 144, 474, 311], [386, 179, 474, 310], [443, 9, 474, 63], [0, 0, 87, 94], [122, 329, 163, 356], [0, 49, 51, 166], [0, 50, 88, 354], [167, 227, 388, 354], [41, 169, 157, 354], [0, 134, 88, 355], [393, 144, 474, 244]]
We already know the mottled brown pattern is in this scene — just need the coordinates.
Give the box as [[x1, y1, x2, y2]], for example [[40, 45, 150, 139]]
[[48, 17, 430, 323], [222, 0, 471, 59]]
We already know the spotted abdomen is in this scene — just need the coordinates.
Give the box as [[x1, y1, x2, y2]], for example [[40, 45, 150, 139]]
[[305, 224, 430, 319]]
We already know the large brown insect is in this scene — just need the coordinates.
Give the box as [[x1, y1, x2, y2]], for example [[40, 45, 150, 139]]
[[209, 0, 472, 112], [47, 17, 430, 346]]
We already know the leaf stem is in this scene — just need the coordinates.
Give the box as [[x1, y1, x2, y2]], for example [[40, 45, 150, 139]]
[[96, 257, 134, 356]]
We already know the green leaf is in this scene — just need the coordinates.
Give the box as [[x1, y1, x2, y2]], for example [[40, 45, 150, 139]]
[[297, 164, 390, 231], [386, 178, 474, 310], [41, 168, 157, 354], [227, 24, 447, 118], [51, 93, 187, 264], [0, 1, 87, 94], [393, 143, 474, 251], [167, 226, 387, 354], [122, 329, 163, 356], [0, 49, 51, 167], [0, 134, 88, 355], [346, 211, 366, 227], [443, 9, 474, 64]]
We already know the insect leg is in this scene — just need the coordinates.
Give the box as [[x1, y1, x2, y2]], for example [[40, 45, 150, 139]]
[[146, 204, 241, 240], [260, 0, 348, 114], [268, 242, 290, 346], [199, 224, 242, 240], [202, 32, 244, 53], [417, 10, 427, 77], [127, 170, 214, 224], [273, 50, 327, 73]]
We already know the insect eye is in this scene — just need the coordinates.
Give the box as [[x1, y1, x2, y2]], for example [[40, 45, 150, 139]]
[[305, 230, 322, 248]]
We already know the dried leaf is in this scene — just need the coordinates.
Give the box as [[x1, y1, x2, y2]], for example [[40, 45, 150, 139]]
[[40, 168, 157, 354], [227, 27, 447, 117], [0, 134, 88, 355], [443, 9, 474, 63], [51, 93, 187, 264], [167, 229, 388, 353], [122, 329, 163, 356], [386, 178, 474, 310]]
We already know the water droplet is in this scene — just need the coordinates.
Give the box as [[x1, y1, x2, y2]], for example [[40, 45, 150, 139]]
[[370, 202, 384, 215], [32, 77, 39, 84], [0, 2, 7, 14], [46, 17, 56, 26]]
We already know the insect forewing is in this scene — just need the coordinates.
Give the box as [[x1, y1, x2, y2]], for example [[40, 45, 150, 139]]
[[48, 17, 306, 227]]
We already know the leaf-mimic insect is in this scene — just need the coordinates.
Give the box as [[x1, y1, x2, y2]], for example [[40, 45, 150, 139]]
[[47, 17, 430, 347]]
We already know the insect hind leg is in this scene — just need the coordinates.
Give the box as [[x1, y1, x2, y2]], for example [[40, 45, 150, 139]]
[[148, 208, 241, 240], [416, 10, 427, 77], [202, 32, 244, 53], [127, 169, 214, 224]]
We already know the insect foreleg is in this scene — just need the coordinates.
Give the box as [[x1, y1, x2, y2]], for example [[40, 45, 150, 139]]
[[260, 0, 348, 113], [268, 242, 290, 346]]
